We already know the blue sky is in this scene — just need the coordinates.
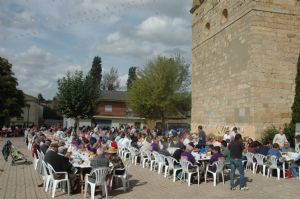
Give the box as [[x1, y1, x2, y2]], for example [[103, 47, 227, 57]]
[[0, 0, 192, 99]]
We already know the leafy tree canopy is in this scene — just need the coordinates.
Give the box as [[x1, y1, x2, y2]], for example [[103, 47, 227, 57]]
[[37, 93, 45, 103], [56, 70, 100, 125], [128, 55, 191, 132], [0, 57, 25, 126]]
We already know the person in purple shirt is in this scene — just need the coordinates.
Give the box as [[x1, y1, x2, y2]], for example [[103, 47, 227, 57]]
[[208, 146, 224, 172], [181, 143, 196, 165], [151, 138, 160, 152]]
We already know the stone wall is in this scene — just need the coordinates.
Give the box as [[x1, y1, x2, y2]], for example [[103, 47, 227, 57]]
[[191, 0, 300, 139]]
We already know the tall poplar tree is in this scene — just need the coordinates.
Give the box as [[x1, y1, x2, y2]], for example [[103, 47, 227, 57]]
[[89, 56, 102, 88], [289, 53, 300, 143], [127, 66, 137, 90]]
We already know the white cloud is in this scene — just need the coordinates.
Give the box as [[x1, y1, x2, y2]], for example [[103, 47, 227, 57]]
[[97, 15, 191, 61], [107, 32, 121, 42], [1, 46, 86, 99], [0, 48, 6, 55], [137, 16, 190, 45], [0, 0, 192, 98]]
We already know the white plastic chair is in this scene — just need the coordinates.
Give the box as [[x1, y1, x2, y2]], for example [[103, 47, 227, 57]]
[[122, 147, 131, 161], [33, 153, 39, 170], [27, 139, 33, 151], [36, 150, 44, 173], [47, 163, 70, 198], [40, 160, 51, 192], [150, 152, 160, 171], [204, 161, 225, 186], [254, 154, 267, 176], [140, 150, 149, 168], [266, 155, 285, 180], [157, 154, 167, 174], [245, 152, 256, 174], [142, 151, 152, 168], [40, 151, 45, 159], [167, 147, 179, 156], [128, 147, 140, 165], [165, 156, 182, 182], [84, 167, 111, 199], [179, 159, 200, 187], [110, 161, 130, 192], [298, 166, 300, 181]]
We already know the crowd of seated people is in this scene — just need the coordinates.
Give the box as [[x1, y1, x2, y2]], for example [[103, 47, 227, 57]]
[[24, 123, 300, 195]]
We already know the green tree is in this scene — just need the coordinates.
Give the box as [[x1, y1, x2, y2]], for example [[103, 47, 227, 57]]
[[0, 57, 25, 126], [56, 70, 100, 129], [89, 56, 102, 88], [52, 96, 59, 110], [288, 53, 300, 145], [37, 93, 45, 103], [101, 67, 120, 91], [127, 66, 137, 90], [43, 106, 62, 120], [260, 125, 279, 145], [128, 55, 191, 133]]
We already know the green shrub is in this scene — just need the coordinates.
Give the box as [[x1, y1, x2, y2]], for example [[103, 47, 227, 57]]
[[284, 123, 295, 147], [260, 125, 279, 145], [260, 124, 295, 147]]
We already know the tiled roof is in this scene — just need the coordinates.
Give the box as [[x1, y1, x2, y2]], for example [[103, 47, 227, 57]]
[[101, 90, 127, 102]]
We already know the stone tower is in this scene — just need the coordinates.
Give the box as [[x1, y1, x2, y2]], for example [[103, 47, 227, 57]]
[[191, 0, 300, 138]]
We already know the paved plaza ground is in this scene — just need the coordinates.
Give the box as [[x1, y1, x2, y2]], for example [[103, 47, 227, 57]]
[[0, 137, 299, 199]]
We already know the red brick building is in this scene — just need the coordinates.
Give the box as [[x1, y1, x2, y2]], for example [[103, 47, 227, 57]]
[[92, 91, 145, 128]]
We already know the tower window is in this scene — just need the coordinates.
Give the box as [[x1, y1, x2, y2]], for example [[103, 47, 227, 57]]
[[205, 22, 210, 30], [222, 9, 228, 18]]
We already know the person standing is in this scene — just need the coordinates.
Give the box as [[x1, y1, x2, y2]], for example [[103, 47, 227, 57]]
[[197, 125, 206, 152], [273, 128, 288, 149], [223, 130, 231, 143], [229, 127, 238, 142], [229, 133, 248, 191]]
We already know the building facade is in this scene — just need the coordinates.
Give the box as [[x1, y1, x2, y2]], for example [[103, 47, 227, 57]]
[[10, 93, 43, 127], [63, 91, 146, 129], [191, 0, 300, 138], [93, 91, 145, 128]]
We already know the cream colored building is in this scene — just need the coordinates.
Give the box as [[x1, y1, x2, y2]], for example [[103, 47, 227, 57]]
[[191, 0, 300, 138], [10, 94, 43, 127]]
